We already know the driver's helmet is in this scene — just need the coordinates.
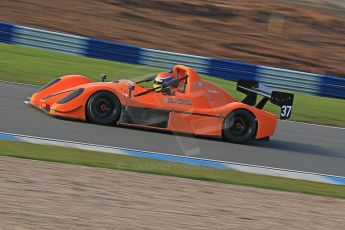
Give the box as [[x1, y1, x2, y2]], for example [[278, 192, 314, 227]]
[[153, 72, 173, 89]]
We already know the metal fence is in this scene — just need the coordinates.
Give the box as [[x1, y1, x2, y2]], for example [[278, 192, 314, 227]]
[[1, 22, 344, 99]]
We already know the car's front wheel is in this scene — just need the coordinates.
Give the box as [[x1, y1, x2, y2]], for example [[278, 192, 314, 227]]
[[222, 109, 257, 144], [86, 91, 121, 125]]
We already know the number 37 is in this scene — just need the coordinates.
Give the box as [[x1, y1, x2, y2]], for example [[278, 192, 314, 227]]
[[281, 105, 292, 118]]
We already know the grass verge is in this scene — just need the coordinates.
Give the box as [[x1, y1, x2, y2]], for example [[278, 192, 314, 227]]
[[0, 139, 344, 199], [0, 43, 344, 127]]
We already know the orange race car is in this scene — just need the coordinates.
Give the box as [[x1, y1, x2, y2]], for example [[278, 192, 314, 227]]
[[26, 65, 294, 143]]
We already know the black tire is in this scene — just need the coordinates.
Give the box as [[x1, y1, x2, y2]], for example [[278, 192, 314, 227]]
[[222, 109, 257, 144], [86, 91, 121, 125]]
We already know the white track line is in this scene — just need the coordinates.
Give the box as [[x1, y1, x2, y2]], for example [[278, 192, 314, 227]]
[[0, 79, 40, 87], [281, 120, 345, 130]]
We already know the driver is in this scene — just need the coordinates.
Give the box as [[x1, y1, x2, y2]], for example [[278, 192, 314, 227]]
[[153, 72, 174, 94]]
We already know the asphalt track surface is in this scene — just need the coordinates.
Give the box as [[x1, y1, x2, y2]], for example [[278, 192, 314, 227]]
[[1, 81, 345, 176]]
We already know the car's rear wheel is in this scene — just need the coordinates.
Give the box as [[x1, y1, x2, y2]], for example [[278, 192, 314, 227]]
[[222, 109, 257, 144], [86, 91, 121, 125]]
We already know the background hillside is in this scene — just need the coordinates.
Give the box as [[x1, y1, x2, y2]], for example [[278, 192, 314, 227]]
[[1, 0, 344, 77]]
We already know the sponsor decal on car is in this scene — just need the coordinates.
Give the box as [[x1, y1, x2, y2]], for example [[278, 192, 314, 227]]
[[207, 89, 218, 94], [165, 97, 192, 106]]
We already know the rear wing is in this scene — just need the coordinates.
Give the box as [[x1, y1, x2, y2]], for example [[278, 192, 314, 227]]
[[237, 79, 294, 120]]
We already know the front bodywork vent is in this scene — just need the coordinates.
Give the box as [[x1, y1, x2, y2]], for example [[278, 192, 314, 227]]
[[57, 88, 84, 104], [36, 78, 61, 93]]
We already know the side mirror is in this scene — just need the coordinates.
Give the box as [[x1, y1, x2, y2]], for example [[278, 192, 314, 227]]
[[101, 74, 107, 82], [128, 83, 135, 98], [128, 84, 135, 91]]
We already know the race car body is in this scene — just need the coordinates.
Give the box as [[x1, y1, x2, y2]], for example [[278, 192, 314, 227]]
[[27, 65, 294, 143]]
